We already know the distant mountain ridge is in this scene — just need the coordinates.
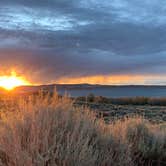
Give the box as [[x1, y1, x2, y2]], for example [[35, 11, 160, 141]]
[[0, 84, 166, 97], [13, 84, 97, 93], [12, 84, 166, 93]]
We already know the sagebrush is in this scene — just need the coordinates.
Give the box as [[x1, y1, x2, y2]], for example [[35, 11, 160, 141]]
[[0, 92, 165, 166]]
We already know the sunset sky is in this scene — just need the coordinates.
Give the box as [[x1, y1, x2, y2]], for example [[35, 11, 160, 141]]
[[0, 0, 166, 85]]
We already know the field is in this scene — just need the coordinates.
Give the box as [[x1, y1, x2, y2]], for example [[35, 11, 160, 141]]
[[0, 91, 165, 166], [74, 102, 166, 124]]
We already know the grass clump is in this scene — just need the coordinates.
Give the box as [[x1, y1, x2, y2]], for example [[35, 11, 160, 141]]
[[0, 92, 132, 166], [76, 95, 166, 106], [126, 119, 166, 165], [110, 117, 166, 165], [0, 91, 165, 166]]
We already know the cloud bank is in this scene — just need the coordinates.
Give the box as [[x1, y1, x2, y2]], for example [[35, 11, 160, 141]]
[[0, 0, 166, 84]]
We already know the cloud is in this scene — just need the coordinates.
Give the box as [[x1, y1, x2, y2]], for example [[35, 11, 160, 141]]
[[80, 0, 166, 25], [0, 0, 166, 84]]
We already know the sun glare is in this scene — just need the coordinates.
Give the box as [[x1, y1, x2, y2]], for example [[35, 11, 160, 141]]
[[0, 71, 30, 90]]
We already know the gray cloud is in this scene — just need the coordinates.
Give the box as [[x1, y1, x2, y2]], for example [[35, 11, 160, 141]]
[[0, 0, 166, 84]]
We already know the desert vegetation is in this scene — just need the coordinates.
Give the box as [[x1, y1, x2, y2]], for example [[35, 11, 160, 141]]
[[0, 91, 165, 166], [74, 102, 166, 124], [76, 94, 166, 106]]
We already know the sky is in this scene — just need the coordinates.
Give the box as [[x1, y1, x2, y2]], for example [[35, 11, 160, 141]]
[[0, 0, 166, 85]]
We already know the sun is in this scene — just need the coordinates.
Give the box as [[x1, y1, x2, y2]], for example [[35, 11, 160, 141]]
[[0, 71, 30, 91]]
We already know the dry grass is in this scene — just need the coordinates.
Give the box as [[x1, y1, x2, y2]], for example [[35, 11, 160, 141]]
[[110, 118, 166, 165], [0, 91, 165, 166], [77, 95, 166, 106]]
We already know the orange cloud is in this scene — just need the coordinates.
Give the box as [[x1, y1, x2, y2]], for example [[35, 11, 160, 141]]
[[56, 75, 166, 85], [0, 67, 165, 86]]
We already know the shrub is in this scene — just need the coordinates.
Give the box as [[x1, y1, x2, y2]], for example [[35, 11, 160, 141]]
[[114, 118, 166, 165], [0, 92, 165, 166], [0, 92, 132, 166], [87, 93, 95, 102]]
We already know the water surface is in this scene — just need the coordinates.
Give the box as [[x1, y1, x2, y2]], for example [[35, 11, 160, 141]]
[[58, 86, 166, 98]]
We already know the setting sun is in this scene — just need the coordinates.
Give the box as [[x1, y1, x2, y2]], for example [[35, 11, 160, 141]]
[[0, 71, 30, 90]]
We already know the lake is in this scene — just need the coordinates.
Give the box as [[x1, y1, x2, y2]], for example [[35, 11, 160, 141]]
[[57, 86, 166, 98]]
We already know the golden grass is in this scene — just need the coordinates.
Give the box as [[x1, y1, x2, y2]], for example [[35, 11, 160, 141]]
[[0, 91, 165, 166]]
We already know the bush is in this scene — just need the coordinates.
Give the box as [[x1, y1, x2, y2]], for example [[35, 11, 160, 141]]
[[75, 96, 166, 106], [87, 93, 95, 102], [0, 92, 165, 166], [0, 92, 132, 166], [116, 118, 166, 165]]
